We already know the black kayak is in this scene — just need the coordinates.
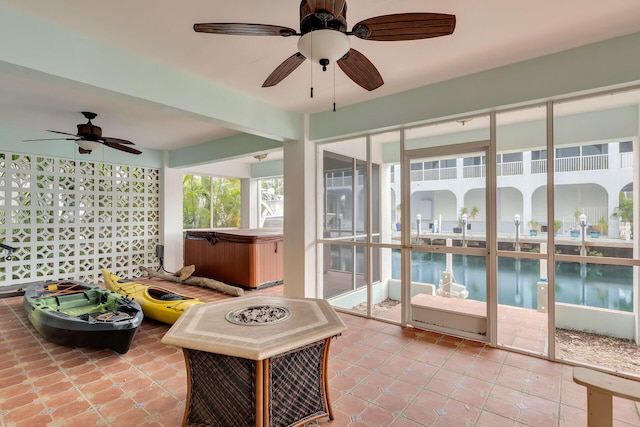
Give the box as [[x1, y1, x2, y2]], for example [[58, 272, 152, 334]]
[[23, 280, 144, 354]]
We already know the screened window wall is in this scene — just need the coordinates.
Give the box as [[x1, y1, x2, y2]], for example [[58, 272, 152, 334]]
[[319, 133, 401, 321], [495, 104, 549, 355], [551, 90, 639, 373], [317, 87, 640, 376]]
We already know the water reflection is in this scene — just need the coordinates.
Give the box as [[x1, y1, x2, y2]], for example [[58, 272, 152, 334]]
[[395, 251, 633, 312], [515, 258, 521, 306]]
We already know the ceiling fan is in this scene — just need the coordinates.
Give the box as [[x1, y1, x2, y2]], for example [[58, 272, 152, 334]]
[[194, 0, 456, 91], [24, 111, 142, 155]]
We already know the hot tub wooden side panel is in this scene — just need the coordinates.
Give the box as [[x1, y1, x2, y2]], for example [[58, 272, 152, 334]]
[[184, 234, 283, 289]]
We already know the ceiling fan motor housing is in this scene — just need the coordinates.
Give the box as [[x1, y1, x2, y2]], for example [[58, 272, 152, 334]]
[[300, 12, 347, 35], [77, 123, 102, 140], [298, 5, 349, 70]]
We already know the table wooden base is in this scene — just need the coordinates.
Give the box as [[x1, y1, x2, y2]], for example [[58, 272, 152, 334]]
[[182, 338, 333, 427]]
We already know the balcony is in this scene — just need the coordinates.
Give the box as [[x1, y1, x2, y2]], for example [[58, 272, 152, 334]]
[[531, 153, 610, 174]]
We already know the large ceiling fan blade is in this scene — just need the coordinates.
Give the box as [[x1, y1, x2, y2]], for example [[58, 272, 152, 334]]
[[101, 136, 135, 145], [47, 130, 79, 137], [262, 53, 307, 88], [304, 0, 346, 16], [194, 23, 297, 37], [23, 137, 77, 142], [104, 142, 142, 155], [337, 49, 384, 91], [351, 13, 456, 41]]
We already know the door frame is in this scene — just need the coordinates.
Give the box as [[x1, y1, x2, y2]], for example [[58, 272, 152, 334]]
[[401, 139, 495, 342]]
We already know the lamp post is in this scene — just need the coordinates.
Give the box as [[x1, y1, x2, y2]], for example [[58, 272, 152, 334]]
[[416, 213, 422, 241], [461, 213, 468, 248], [514, 214, 521, 252], [579, 213, 587, 256]]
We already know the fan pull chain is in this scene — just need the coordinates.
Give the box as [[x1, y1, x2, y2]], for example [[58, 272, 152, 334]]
[[333, 63, 336, 112], [310, 31, 314, 98]]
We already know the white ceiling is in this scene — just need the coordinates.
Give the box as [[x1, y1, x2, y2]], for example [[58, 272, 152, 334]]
[[1, 0, 640, 156]]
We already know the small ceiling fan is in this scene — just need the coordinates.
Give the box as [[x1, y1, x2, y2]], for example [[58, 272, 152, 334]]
[[24, 111, 142, 155], [194, 0, 456, 91]]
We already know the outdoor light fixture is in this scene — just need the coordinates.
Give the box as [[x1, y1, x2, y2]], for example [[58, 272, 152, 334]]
[[514, 214, 521, 226], [579, 213, 587, 256], [416, 213, 422, 238], [579, 213, 587, 227]]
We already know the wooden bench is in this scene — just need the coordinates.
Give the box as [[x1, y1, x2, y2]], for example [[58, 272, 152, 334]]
[[573, 367, 640, 427]]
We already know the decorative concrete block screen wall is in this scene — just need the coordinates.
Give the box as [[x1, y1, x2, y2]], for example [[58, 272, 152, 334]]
[[0, 153, 160, 285]]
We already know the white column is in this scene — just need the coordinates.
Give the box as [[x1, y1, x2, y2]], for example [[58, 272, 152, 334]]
[[160, 151, 184, 272], [240, 178, 259, 228], [283, 114, 316, 298]]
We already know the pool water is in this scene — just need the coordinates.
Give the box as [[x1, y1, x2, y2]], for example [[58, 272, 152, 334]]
[[393, 251, 633, 312]]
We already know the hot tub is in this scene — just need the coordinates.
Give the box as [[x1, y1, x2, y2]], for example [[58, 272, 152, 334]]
[[184, 229, 283, 289]]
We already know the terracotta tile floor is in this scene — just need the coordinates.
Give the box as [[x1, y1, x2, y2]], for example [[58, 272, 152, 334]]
[[1, 278, 640, 426]]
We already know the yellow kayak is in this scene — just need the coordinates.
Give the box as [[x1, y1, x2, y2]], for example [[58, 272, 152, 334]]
[[101, 269, 202, 325]]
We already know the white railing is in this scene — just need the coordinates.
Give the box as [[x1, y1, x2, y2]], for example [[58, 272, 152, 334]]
[[497, 161, 523, 176], [463, 164, 485, 179], [556, 154, 608, 173], [532, 154, 611, 175], [326, 175, 346, 187], [410, 167, 457, 181], [326, 173, 365, 188], [423, 169, 441, 181], [531, 159, 547, 174], [621, 152, 633, 168], [440, 167, 457, 180], [581, 154, 608, 171], [561, 207, 609, 232], [410, 170, 423, 182], [555, 156, 581, 172]]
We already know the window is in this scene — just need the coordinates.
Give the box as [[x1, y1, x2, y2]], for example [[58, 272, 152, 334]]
[[531, 150, 547, 160], [556, 146, 580, 158], [620, 141, 633, 153], [442, 159, 456, 168], [464, 156, 485, 166], [497, 152, 523, 163], [582, 144, 608, 155], [259, 177, 283, 228], [183, 174, 240, 229]]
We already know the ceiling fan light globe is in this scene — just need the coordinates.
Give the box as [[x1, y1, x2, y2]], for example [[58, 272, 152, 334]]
[[76, 140, 102, 152], [297, 29, 350, 65]]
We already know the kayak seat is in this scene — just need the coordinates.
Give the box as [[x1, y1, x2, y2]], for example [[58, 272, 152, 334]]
[[160, 293, 182, 301]]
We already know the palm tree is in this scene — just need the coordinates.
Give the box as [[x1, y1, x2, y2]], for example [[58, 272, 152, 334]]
[[469, 206, 479, 220], [210, 177, 241, 228], [611, 193, 633, 224], [182, 175, 211, 229]]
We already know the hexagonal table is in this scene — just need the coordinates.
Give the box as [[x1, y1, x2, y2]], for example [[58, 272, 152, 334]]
[[162, 295, 347, 427]]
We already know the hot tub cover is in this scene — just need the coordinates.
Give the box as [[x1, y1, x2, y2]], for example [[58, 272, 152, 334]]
[[185, 228, 283, 244]]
